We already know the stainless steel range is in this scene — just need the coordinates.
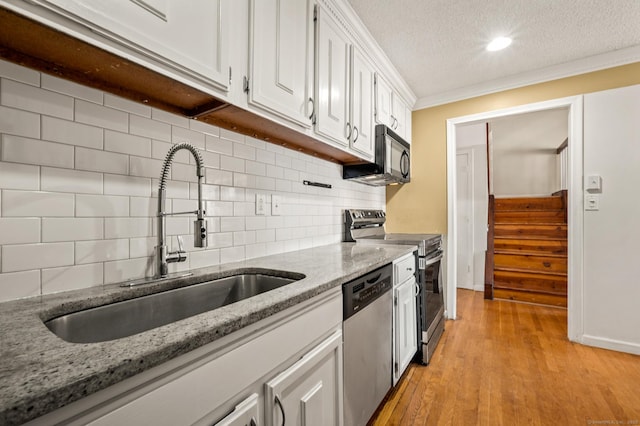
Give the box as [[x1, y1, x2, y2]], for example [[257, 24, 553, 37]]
[[344, 209, 444, 365]]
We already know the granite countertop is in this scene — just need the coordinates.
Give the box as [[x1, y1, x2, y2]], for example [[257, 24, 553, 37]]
[[0, 243, 415, 425]]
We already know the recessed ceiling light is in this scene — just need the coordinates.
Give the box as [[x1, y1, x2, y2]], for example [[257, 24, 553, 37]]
[[487, 36, 512, 52]]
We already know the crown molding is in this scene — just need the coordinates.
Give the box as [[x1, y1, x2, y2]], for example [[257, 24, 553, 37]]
[[324, 0, 417, 107], [414, 44, 640, 111]]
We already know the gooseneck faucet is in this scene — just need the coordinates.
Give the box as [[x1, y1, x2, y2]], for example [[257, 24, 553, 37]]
[[156, 143, 207, 278]]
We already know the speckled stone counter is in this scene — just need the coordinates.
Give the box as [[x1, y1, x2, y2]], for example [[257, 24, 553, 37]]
[[0, 243, 415, 425]]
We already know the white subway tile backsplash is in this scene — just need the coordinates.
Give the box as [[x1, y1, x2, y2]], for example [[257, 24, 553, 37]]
[[105, 130, 151, 157], [152, 108, 190, 128], [0, 218, 40, 245], [1, 79, 73, 119], [75, 100, 128, 132], [220, 155, 245, 173], [0, 60, 39, 85], [206, 135, 233, 155], [206, 169, 233, 186], [104, 257, 151, 284], [172, 125, 205, 149], [0, 270, 41, 302], [130, 114, 171, 142], [104, 94, 151, 117], [2, 135, 74, 168], [2, 190, 74, 217], [42, 116, 103, 149], [76, 194, 129, 217], [130, 156, 164, 179], [76, 147, 129, 175], [41, 74, 103, 104], [104, 174, 151, 197], [41, 263, 103, 294], [221, 217, 244, 232], [233, 142, 256, 160], [0, 60, 385, 301], [41, 167, 102, 194], [3, 242, 74, 273], [43, 218, 103, 242], [0, 162, 39, 190], [0, 105, 40, 138], [105, 218, 153, 239], [76, 239, 129, 264]]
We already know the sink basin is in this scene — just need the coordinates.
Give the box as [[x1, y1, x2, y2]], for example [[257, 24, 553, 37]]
[[45, 271, 304, 344]]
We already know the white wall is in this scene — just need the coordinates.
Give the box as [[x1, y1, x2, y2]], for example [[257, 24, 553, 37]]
[[456, 123, 487, 291], [583, 84, 640, 353], [491, 108, 568, 197], [0, 59, 385, 302]]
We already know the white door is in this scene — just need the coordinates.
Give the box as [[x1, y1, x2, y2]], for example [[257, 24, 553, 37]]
[[456, 149, 474, 289], [375, 73, 393, 127], [249, 0, 315, 127], [349, 46, 375, 159], [392, 95, 406, 138], [315, 7, 351, 147]]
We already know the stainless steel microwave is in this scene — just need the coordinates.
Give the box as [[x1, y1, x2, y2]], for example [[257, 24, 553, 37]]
[[342, 125, 410, 186]]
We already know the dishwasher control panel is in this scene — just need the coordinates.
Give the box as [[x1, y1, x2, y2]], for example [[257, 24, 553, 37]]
[[342, 264, 392, 319]]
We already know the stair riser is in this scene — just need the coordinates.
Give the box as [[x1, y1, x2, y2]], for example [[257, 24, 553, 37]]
[[495, 197, 563, 211], [495, 225, 567, 239], [494, 254, 567, 274], [494, 239, 567, 256], [494, 289, 567, 308], [495, 211, 566, 224], [494, 271, 567, 294]]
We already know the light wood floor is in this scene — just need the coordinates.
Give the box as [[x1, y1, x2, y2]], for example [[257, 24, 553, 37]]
[[371, 289, 640, 425]]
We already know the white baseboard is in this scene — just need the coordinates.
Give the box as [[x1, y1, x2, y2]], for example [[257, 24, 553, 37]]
[[473, 284, 484, 292], [580, 334, 640, 356]]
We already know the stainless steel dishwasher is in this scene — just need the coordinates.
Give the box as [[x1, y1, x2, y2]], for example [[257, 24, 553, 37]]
[[343, 264, 393, 426]]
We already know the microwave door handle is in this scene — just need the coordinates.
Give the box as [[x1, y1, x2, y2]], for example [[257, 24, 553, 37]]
[[400, 150, 410, 178]]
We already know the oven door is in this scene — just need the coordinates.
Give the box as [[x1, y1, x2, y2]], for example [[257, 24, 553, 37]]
[[420, 250, 444, 340]]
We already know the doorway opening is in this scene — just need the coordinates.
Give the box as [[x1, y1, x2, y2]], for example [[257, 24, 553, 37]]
[[446, 96, 584, 342]]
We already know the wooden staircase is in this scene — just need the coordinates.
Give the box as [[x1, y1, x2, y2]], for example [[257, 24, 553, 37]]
[[491, 192, 568, 307]]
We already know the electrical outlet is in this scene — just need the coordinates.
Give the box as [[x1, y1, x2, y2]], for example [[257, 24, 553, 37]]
[[272, 195, 282, 216], [256, 194, 266, 215]]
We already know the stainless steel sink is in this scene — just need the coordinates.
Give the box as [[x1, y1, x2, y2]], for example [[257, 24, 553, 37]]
[[45, 272, 304, 343]]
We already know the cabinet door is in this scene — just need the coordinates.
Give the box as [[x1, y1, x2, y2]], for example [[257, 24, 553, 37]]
[[375, 73, 393, 127], [249, 0, 314, 128], [265, 330, 343, 426], [394, 278, 417, 384], [392, 94, 406, 138], [349, 47, 375, 159], [404, 103, 412, 144], [39, 0, 230, 92], [315, 6, 351, 147], [213, 393, 260, 426]]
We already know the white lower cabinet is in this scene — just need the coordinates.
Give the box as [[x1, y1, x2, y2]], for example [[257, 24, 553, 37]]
[[265, 331, 343, 426], [392, 253, 418, 385], [28, 290, 343, 426]]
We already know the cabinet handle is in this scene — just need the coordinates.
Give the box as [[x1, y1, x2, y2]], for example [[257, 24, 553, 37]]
[[352, 126, 359, 143], [415, 281, 420, 296], [275, 394, 286, 426], [308, 97, 315, 123], [390, 115, 396, 129], [345, 122, 352, 140], [250, 418, 257, 426]]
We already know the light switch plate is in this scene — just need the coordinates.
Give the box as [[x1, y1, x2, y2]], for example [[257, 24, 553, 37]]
[[272, 195, 282, 216], [585, 195, 599, 211], [256, 194, 266, 215]]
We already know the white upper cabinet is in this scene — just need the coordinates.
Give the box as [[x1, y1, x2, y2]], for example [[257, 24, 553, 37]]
[[36, 0, 231, 93], [249, 0, 315, 128], [349, 46, 375, 159], [376, 73, 411, 143], [315, 5, 351, 147]]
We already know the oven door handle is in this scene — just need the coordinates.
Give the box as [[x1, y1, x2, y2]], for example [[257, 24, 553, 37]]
[[423, 251, 443, 267]]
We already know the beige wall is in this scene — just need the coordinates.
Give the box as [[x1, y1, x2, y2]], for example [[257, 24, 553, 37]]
[[385, 62, 640, 233]]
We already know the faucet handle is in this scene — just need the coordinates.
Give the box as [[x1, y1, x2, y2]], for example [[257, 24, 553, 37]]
[[176, 235, 184, 253]]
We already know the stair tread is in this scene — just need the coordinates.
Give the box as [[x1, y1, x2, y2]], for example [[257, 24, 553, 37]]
[[494, 249, 567, 258], [493, 285, 567, 296], [494, 235, 567, 241], [494, 269, 568, 280], [494, 266, 567, 277]]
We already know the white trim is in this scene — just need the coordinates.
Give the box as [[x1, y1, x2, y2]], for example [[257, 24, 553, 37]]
[[581, 335, 640, 356], [455, 147, 474, 291], [415, 44, 640, 110], [445, 96, 584, 345]]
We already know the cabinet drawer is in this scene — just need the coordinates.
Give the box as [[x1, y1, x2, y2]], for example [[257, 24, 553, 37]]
[[394, 253, 416, 285]]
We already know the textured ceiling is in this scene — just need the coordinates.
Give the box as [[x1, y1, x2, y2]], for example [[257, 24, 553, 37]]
[[347, 0, 640, 107]]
